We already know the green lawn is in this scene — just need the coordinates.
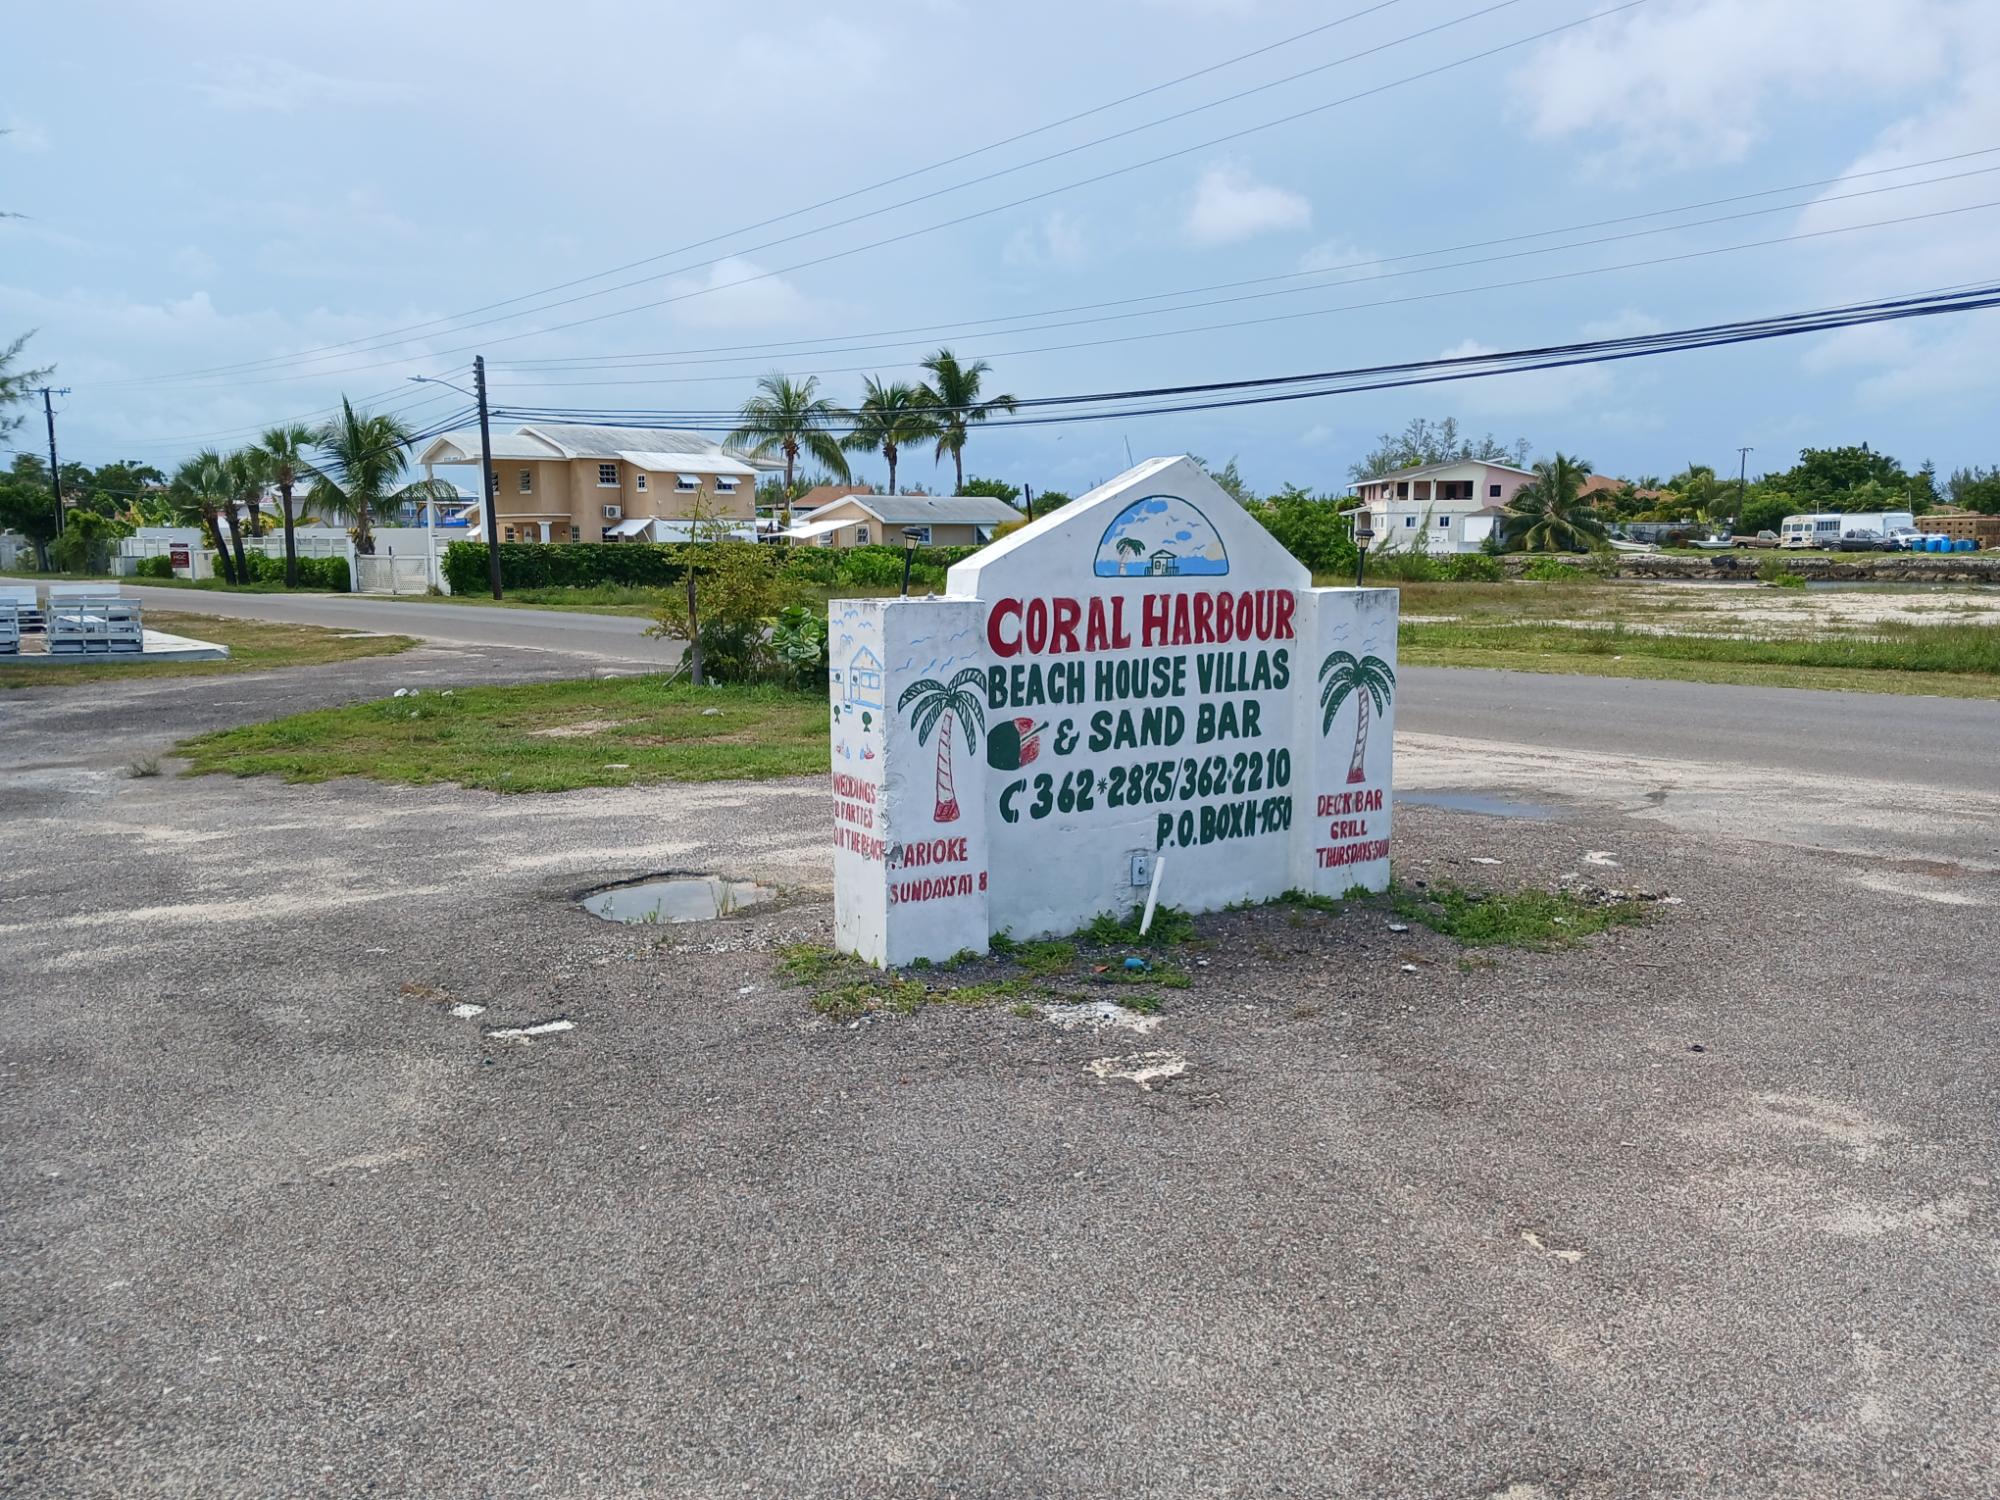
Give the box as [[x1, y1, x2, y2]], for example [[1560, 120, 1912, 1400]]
[[0, 611, 415, 690], [177, 679, 827, 791]]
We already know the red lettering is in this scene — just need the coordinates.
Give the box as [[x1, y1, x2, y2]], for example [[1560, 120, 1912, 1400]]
[[1024, 597, 1049, 654], [1192, 592, 1214, 644], [1050, 596, 1082, 655], [1111, 595, 1132, 649], [1142, 593, 1169, 647], [1255, 591, 1276, 639], [988, 598, 1022, 658], [1084, 597, 1110, 653], [1273, 589, 1296, 640], [1170, 593, 1192, 646], [1235, 592, 1256, 642]]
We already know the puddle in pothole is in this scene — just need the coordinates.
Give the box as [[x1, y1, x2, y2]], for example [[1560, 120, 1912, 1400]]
[[581, 876, 777, 923], [1400, 791, 1558, 820]]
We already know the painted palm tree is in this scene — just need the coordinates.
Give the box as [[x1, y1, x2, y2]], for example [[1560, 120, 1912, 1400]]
[[1501, 452, 1609, 553], [916, 349, 1017, 493], [1115, 535, 1145, 571], [303, 398, 456, 555], [897, 667, 987, 823], [726, 373, 851, 529], [257, 422, 316, 585], [842, 377, 935, 497], [171, 449, 239, 584], [1318, 650, 1396, 785]]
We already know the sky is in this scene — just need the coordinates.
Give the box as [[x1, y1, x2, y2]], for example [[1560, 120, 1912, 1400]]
[[4, 0, 1998, 496]]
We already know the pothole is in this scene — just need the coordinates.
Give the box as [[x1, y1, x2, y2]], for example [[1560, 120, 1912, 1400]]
[[580, 875, 777, 924], [1401, 791, 1557, 820]]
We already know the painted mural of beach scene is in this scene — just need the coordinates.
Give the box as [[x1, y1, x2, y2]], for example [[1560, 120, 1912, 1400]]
[[1094, 494, 1231, 577]]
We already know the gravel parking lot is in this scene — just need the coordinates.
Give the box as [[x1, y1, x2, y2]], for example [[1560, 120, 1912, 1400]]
[[3, 646, 1996, 1498]]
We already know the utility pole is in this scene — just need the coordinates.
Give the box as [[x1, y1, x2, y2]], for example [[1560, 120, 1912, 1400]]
[[1735, 446, 1753, 531], [473, 356, 503, 599], [40, 386, 70, 538], [1023, 483, 1034, 522]]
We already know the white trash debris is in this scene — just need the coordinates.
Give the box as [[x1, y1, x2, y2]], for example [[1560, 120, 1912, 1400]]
[[1399, 963, 1420, 973], [484, 1019, 575, 1041], [1583, 851, 1620, 867], [392, 688, 418, 698], [736, 984, 757, 996], [1386, 922, 1410, 933], [1041, 1000, 1159, 1035], [700, 708, 722, 717], [449, 1003, 486, 1019], [1086, 1051, 1188, 1090], [1520, 1229, 1585, 1264], [1471, 857, 1502, 866]]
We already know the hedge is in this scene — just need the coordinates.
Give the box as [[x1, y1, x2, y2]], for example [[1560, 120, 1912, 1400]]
[[442, 540, 982, 595]]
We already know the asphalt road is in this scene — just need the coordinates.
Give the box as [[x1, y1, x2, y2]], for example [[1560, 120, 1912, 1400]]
[[122, 583, 682, 666], [127, 585, 2000, 794], [4, 640, 1997, 1496]]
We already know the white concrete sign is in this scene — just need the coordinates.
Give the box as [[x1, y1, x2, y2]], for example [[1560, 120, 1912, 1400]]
[[830, 456, 1397, 967]]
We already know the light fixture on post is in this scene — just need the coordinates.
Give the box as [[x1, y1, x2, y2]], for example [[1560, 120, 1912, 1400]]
[[900, 528, 924, 596], [1350, 510, 1374, 588]]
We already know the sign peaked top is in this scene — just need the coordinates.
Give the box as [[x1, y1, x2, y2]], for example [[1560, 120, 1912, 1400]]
[[945, 455, 1309, 598]]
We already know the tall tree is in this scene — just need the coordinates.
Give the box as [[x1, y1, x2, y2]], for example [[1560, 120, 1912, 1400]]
[[1503, 453, 1609, 552], [726, 373, 851, 528], [1348, 416, 1529, 483], [841, 377, 935, 498], [172, 449, 240, 584], [220, 447, 270, 580], [257, 423, 316, 585], [0, 332, 52, 440], [915, 349, 1016, 493], [303, 398, 454, 556]]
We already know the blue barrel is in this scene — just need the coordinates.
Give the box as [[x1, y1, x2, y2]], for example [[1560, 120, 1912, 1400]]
[[1957, 538, 1975, 552]]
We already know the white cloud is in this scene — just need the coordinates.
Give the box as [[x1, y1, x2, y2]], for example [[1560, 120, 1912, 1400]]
[[193, 57, 399, 112], [661, 256, 829, 331], [4, 116, 50, 153], [1297, 239, 1381, 275], [1509, 0, 1959, 172], [1581, 309, 1666, 340], [1182, 163, 1311, 247], [172, 246, 217, 280], [1004, 210, 1089, 269], [1298, 423, 1334, 447], [1438, 337, 1613, 415]]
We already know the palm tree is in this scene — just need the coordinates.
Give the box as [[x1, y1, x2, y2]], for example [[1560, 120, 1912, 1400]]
[[0, 332, 52, 439], [1318, 651, 1396, 785], [897, 668, 987, 823], [1502, 453, 1609, 553], [171, 449, 239, 584], [220, 447, 271, 579], [303, 398, 455, 555], [916, 349, 1017, 493], [1115, 535, 1145, 571], [726, 373, 851, 529], [842, 377, 935, 497], [257, 423, 315, 586]]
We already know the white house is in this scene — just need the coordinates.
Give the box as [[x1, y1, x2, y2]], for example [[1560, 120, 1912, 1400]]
[[1352, 460, 1534, 554]]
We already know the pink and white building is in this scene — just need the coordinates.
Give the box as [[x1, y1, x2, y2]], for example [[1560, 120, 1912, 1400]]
[[1352, 459, 1535, 554]]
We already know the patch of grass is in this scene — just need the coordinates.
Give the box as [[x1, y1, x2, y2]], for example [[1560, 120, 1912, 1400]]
[[1019, 940, 1078, 976], [1342, 883, 1375, 901], [391, 583, 665, 617], [176, 678, 826, 791], [1008, 1000, 1037, 1019], [0, 611, 416, 690], [987, 929, 1020, 956], [777, 943, 848, 985], [811, 974, 928, 1020], [1274, 887, 1341, 913], [1390, 881, 1646, 950], [1073, 904, 1196, 948], [1117, 993, 1163, 1015]]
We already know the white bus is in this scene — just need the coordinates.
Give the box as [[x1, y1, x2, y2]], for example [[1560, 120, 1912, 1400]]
[[1780, 510, 1913, 549]]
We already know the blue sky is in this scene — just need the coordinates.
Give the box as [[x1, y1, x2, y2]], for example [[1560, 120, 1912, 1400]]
[[5, 0, 1997, 494]]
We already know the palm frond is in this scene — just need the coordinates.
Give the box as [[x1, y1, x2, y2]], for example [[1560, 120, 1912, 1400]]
[[898, 677, 944, 712]]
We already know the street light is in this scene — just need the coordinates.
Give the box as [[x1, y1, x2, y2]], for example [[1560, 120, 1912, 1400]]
[[410, 359, 502, 599], [900, 528, 924, 596]]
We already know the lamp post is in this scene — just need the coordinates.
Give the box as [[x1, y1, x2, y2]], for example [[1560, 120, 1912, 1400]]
[[900, 528, 924, 596], [1353, 519, 1373, 587], [409, 363, 502, 599]]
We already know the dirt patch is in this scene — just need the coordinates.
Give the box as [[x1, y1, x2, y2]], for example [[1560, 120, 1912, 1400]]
[[526, 718, 634, 738]]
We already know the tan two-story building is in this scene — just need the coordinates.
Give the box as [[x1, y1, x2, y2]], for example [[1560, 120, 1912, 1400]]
[[416, 423, 781, 543], [781, 493, 1025, 548]]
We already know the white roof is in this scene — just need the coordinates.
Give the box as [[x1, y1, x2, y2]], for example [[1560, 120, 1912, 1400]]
[[606, 516, 655, 538], [616, 450, 756, 478], [818, 494, 1025, 526], [781, 517, 854, 540], [1354, 458, 1535, 485], [416, 423, 780, 471]]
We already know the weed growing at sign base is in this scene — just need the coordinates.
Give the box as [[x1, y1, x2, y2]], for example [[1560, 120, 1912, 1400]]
[[1389, 881, 1647, 949]]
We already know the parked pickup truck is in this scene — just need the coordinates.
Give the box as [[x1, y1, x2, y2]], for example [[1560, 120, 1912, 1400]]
[[1731, 530, 1781, 548]]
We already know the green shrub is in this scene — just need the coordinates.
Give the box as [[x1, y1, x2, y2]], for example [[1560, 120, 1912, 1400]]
[[1756, 556, 1806, 588], [134, 555, 174, 579], [444, 539, 979, 595], [1439, 553, 1502, 582], [1522, 557, 1589, 582]]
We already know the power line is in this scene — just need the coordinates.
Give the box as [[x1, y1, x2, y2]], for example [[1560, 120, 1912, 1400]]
[[474, 196, 2000, 401], [113, 0, 1648, 393], [491, 145, 2000, 373], [98, 0, 1417, 386], [486, 282, 2000, 435]]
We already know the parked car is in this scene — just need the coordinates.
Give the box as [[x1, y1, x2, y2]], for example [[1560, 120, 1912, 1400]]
[[1882, 528, 1925, 550], [1838, 529, 1884, 552], [1731, 530, 1781, 549]]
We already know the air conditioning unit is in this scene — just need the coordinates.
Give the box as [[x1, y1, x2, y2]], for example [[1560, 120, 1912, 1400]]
[[602, 504, 623, 521]]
